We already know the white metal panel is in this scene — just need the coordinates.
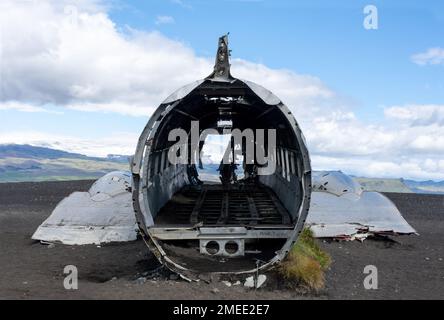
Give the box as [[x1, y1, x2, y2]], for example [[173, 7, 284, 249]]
[[312, 170, 363, 197], [241, 80, 282, 105], [162, 80, 205, 104], [32, 172, 138, 245], [32, 170, 417, 245], [307, 190, 417, 238], [89, 171, 131, 199]]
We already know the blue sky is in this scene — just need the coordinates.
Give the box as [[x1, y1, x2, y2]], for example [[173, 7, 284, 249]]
[[1, 0, 443, 180], [108, 0, 444, 120]]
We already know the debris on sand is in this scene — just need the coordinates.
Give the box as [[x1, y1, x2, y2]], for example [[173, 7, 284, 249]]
[[221, 281, 232, 287], [169, 273, 179, 281], [139, 265, 165, 279], [40, 240, 55, 248], [244, 275, 267, 288], [135, 277, 146, 285]]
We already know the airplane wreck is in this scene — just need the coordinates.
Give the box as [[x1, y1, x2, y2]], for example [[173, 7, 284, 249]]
[[32, 35, 416, 278]]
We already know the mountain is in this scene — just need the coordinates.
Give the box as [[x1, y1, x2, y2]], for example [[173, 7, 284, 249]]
[[355, 177, 413, 193], [0, 144, 91, 160], [0, 144, 129, 183], [1, 144, 443, 193], [403, 179, 444, 194], [355, 177, 444, 194], [105, 154, 131, 163]]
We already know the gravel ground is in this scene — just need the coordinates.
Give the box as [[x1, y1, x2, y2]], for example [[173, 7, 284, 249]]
[[0, 181, 443, 299]]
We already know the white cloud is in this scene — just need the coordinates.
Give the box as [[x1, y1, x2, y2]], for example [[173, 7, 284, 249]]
[[0, 131, 138, 158], [66, 101, 154, 116], [411, 47, 444, 66], [171, 0, 192, 9], [1, 0, 443, 180], [0, 101, 61, 113], [232, 59, 340, 122], [306, 112, 395, 157], [384, 104, 444, 126], [0, 0, 210, 115], [155, 15, 175, 25], [311, 155, 444, 181], [0, 0, 336, 118]]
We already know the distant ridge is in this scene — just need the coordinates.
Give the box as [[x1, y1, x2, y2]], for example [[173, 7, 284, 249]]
[[0, 144, 91, 160], [403, 179, 444, 194], [356, 177, 444, 195], [1, 144, 443, 193], [0, 144, 129, 183], [354, 177, 412, 193]]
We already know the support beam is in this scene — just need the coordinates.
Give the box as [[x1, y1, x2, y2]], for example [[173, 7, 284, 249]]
[[217, 192, 229, 224], [190, 189, 207, 224], [149, 227, 293, 240], [173, 108, 198, 120], [246, 194, 259, 226]]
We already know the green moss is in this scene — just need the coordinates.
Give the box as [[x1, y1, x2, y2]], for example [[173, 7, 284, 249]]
[[278, 228, 331, 291]]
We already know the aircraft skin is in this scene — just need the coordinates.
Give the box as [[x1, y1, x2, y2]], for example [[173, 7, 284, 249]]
[[32, 36, 416, 279]]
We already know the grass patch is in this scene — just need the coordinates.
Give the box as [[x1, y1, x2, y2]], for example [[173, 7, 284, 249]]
[[278, 228, 331, 291]]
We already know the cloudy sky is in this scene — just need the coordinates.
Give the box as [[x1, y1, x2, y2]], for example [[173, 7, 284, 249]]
[[0, 0, 443, 180]]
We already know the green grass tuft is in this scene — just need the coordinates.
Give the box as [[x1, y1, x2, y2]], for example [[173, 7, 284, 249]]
[[278, 228, 331, 291]]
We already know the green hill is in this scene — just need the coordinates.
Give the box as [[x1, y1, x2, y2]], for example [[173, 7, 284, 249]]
[[356, 177, 413, 193], [0, 144, 129, 183]]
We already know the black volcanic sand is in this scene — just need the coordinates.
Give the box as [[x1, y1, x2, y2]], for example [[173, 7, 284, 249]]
[[0, 181, 443, 299]]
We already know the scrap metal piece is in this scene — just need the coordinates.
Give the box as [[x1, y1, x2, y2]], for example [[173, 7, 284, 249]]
[[206, 34, 234, 82], [312, 170, 363, 197], [32, 171, 138, 245], [307, 171, 417, 239], [31, 35, 418, 280], [131, 34, 312, 277]]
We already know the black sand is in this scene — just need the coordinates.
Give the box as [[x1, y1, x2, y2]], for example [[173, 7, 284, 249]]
[[0, 181, 443, 299]]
